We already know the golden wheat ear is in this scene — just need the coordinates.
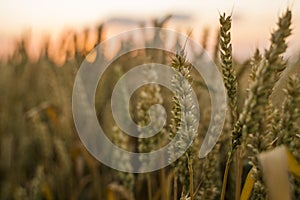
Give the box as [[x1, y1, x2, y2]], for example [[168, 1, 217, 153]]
[[240, 9, 292, 199]]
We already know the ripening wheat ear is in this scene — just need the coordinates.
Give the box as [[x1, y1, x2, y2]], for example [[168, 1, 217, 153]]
[[277, 75, 300, 155], [249, 49, 262, 82], [278, 75, 300, 198], [168, 48, 198, 200], [237, 9, 292, 199], [219, 12, 243, 200], [219, 9, 292, 200], [271, 76, 300, 197], [234, 9, 292, 154], [111, 126, 135, 200], [219, 13, 238, 124], [110, 66, 135, 200], [136, 63, 165, 200], [197, 143, 221, 200]]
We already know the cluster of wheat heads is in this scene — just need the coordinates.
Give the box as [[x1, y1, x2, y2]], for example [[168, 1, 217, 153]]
[[218, 9, 300, 200]]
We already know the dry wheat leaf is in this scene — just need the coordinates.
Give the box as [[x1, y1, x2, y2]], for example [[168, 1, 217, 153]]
[[258, 146, 290, 200]]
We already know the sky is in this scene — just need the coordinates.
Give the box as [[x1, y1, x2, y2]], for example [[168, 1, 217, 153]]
[[0, 0, 299, 60]]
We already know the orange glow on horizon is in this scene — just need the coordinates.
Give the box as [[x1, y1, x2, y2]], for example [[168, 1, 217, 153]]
[[0, 0, 300, 61]]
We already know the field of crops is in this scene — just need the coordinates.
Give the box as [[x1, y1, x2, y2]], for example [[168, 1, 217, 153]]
[[1, 6, 300, 200]]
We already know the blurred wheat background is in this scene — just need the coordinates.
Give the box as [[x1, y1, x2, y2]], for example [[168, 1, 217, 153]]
[[1, 1, 300, 200]]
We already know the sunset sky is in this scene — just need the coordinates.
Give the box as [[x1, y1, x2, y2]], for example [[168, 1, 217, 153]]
[[0, 0, 299, 60]]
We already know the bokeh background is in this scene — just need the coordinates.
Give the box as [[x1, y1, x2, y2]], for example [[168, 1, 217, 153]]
[[0, 1, 300, 200], [0, 0, 300, 61]]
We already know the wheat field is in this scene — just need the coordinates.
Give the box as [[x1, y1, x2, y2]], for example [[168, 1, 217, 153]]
[[1, 7, 300, 200]]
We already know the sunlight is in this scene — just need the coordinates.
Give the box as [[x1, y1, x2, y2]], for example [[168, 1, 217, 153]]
[[0, 0, 299, 60]]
